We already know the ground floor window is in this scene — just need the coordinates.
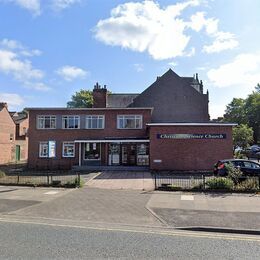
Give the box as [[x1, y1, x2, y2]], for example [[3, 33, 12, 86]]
[[62, 142, 75, 157], [137, 143, 149, 166], [84, 143, 101, 160], [39, 142, 48, 158]]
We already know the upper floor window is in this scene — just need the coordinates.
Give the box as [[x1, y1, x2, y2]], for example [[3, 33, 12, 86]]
[[117, 115, 142, 129], [62, 116, 80, 129], [37, 115, 56, 129], [86, 115, 104, 129]]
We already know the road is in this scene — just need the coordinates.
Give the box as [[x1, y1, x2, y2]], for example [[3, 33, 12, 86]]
[[0, 220, 259, 259]]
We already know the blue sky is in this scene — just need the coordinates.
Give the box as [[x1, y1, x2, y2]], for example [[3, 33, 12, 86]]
[[0, 0, 260, 119]]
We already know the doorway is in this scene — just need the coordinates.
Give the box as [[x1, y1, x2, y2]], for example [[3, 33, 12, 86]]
[[121, 144, 136, 166], [15, 145, 21, 161]]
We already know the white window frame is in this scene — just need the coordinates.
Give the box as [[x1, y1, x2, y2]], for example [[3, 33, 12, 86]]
[[85, 115, 105, 129], [39, 142, 48, 158], [37, 115, 56, 129], [62, 115, 80, 129], [117, 115, 143, 129], [62, 142, 75, 158]]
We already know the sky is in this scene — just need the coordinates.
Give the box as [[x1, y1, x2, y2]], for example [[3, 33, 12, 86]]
[[0, 0, 260, 119]]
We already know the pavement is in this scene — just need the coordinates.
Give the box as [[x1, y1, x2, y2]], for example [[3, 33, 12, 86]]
[[147, 192, 260, 231], [85, 171, 154, 191], [1, 171, 260, 233]]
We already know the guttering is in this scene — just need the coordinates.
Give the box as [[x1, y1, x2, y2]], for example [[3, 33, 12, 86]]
[[26, 107, 153, 111], [74, 139, 150, 143], [146, 123, 238, 126]]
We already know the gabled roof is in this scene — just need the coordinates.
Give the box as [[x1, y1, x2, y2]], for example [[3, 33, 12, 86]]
[[10, 112, 28, 124], [107, 93, 139, 108]]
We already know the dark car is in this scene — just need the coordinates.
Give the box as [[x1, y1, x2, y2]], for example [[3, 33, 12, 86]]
[[214, 159, 260, 176], [245, 145, 260, 161]]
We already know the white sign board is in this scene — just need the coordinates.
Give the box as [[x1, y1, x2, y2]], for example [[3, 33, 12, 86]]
[[153, 159, 162, 163]]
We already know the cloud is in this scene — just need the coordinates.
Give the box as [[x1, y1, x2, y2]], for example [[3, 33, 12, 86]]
[[5, 0, 41, 15], [207, 53, 260, 88], [94, 0, 200, 60], [133, 63, 144, 72], [51, 0, 80, 11], [189, 12, 238, 53], [0, 38, 42, 57], [0, 93, 24, 108], [168, 61, 178, 67], [56, 65, 88, 81], [24, 82, 51, 91], [0, 49, 44, 81]]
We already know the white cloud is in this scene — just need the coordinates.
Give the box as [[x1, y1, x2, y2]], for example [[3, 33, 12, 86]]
[[0, 93, 24, 108], [51, 0, 80, 11], [209, 104, 226, 120], [56, 65, 87, 81], [207, 53, 260, 88], [94, 0, 200, 60], [189, 12, 239, 53], [6, 0, 41, 15], [168, 61, 178, 67], [0, 49, 44, 81], [0, 38, 42, 57], [24, 82, 51, 91], [133, 63, 144, 72]]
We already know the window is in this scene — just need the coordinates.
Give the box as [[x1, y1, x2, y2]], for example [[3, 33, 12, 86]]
[[62, 142, 75, 157], [62, 116, 80, 129], [86, 115, 104, 129], [84, 143, 101, 160], [39, 142, 48, 157], [117, 115, 142, 129], [37, 116, 56, 129]]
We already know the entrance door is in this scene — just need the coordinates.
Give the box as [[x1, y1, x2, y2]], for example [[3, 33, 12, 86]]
[[15, 145, 21, 161], [121, 144, 136, 166], [108, 143, 120, 165]]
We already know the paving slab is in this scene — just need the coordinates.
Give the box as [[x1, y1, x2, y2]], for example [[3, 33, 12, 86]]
[[86, 171, 154, 191]]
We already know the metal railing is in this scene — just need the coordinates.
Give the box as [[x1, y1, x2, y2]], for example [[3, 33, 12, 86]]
[[154, 172, 260, 191]]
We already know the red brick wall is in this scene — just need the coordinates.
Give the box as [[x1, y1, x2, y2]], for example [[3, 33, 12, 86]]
[[28, 108, 151, 169], [0, 107, 16, 164], [149, 125, 234, 171]]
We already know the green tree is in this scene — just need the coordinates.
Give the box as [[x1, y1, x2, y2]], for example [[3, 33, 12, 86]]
[[67, 90, 93, 108], [223, 98, 247, 124], [233, 124, 253, 150], [245, 90, 260, 143]]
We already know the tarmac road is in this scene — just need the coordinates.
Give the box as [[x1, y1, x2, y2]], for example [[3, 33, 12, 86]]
[[0, 220, 260, 259]]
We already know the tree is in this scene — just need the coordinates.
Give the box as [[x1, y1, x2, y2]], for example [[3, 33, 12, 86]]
[[223, 98, 247, 124], [67, 90, 93, 108], [233, 124, 253, 150], [244, 91, 260, 143]]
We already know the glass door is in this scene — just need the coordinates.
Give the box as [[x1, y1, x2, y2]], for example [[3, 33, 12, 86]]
[[108, 143, 120, 165]]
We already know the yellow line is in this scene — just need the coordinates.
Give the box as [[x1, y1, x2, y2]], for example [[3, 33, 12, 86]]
[[0, 218, 259, 243]]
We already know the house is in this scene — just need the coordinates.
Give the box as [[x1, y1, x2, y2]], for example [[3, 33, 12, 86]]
[[26, 69, 235, 171], [0, 102, 28, 165]]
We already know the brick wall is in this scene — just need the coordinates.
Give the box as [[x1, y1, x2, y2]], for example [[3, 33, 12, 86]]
[[0, 106, 16, 164], [27, 108, 151, 169], [149, 125, 233, 171]]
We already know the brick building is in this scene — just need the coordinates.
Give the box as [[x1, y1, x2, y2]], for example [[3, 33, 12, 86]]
[[0, 103, 28, 164], [27, 70, 235, 171]]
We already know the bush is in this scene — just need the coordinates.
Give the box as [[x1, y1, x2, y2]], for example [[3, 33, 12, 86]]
[[235, 178, 259, 191], [225, 163, 243, 184], [206, 177, 233, 190], [0, 170, 6, 178], [65, 177, 84, 188]]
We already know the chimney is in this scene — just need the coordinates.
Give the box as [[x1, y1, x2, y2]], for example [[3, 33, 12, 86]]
[[93, 82, 107, 108], [195, 73, 198, 81], [0, 102, 8, 109]]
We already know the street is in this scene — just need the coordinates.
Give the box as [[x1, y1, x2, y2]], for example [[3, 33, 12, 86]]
[[0, 220, 260, 259]]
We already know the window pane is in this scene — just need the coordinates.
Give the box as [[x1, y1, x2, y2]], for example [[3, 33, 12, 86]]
[[84, 143, 101, 160]]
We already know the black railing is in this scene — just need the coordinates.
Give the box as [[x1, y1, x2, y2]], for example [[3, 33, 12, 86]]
[[154, 172, 260, 191], [0, 171, 81, 187]]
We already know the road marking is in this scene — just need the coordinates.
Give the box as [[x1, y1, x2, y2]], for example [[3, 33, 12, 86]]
[[44, 191, 59, 195], [181, 195, 194, 201], [0, 218, 259, 243]]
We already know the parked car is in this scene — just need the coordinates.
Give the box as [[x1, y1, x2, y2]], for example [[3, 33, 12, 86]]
[[214, 159, 260, 176], [245, 145, 260, 161]]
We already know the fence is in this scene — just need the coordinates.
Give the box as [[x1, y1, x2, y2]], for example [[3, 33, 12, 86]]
[[154, 172, 260, 191], [0, 171, 81, 187]]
